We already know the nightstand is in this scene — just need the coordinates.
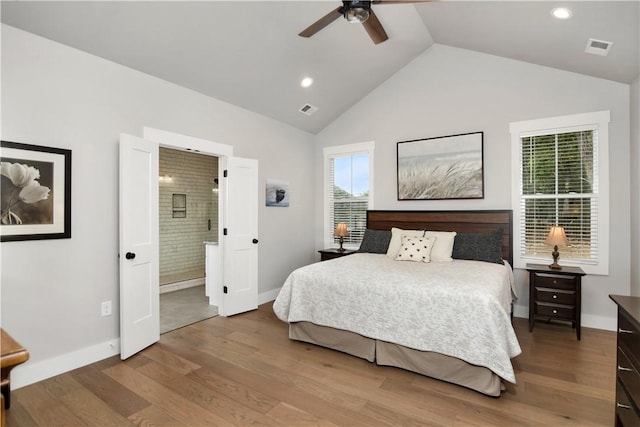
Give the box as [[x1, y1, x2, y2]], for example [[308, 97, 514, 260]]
[[318, 248, 356, 261], [527, 263, 586, 340]]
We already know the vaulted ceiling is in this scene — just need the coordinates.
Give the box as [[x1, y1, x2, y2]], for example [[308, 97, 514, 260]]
[[2, 1, 638, 134]]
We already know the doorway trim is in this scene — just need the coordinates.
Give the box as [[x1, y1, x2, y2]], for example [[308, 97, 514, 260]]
[[144, 127, 233, 158]]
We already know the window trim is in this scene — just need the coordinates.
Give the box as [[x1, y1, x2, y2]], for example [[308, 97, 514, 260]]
[[510, 111, 610, 275], [323, 141, 375, 249]]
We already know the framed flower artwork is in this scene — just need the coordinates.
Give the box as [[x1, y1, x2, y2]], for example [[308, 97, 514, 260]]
[[1, 141, 72, 242]]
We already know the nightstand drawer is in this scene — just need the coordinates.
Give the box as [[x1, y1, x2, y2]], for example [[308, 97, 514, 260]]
[[619, 314, 640, 367], [618, 346, 640, 411], [616, 382, 640, 426], [533, 273, 577, 291], [535, 302, 575, 320], [535, 287, 576, 305]]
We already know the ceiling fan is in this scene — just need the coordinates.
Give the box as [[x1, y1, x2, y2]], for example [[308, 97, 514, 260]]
[[299, 0, 430, 45]]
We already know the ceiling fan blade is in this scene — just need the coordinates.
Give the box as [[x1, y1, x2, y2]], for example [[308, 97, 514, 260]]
[[362, 9, 388, 44], [372, 0, 434, 4], [299, 6, 343, 38]]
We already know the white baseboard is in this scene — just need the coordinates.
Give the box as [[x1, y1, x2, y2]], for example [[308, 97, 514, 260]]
[[582, 313, 616, 331], [512, 303, 616, 331], [512, 303, 529, 319], [11, 338, 121, 390], [160, 277, 205, 294], [259, 287, 281, 305]]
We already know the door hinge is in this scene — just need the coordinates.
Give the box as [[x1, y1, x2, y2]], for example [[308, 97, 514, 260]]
[[223, 286, 228, 294], [223, 228, 228, 236], [223, 169, 228, 178]]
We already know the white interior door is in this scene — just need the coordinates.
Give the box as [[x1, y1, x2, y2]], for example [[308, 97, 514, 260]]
[[119, 134, 159, 359], [221, 157, 259, 316]]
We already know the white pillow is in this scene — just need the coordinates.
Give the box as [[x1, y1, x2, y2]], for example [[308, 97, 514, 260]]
[[424, 231, 457, 262], [386, 227, 425, 258], [395, 235, 436, 263]]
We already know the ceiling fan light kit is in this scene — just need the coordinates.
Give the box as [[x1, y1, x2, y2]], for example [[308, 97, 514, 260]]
[[344, 1, 371, 23]]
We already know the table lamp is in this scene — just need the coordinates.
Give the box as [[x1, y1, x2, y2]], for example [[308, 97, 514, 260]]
[[334, 223, 349, 252], [545, 226, 569, 270]]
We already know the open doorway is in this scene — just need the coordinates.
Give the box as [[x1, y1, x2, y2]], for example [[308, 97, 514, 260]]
[[158, 147, 219, 333]]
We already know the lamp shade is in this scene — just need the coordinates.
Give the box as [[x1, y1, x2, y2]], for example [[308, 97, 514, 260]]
[[545, 226, 569, 247], [334, 223, 349, 237]]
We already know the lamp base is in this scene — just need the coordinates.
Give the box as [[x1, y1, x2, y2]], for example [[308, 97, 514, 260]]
[[338, 236, 345, 252], [549, 245, 561, 269]]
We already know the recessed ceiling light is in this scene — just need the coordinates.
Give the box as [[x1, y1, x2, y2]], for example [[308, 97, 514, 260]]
[[300, 77, 314, 88], [551, 7, 572, 19]]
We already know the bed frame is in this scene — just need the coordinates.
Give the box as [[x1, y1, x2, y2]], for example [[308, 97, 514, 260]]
[[289, 209, 514, 396]]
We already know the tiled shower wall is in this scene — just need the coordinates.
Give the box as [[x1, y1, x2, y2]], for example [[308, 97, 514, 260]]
[[159, 147, 218, 284]]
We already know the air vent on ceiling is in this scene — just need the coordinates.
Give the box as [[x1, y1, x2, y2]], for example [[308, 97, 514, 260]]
[[299, 103, 318, 116], [585, 38, 613, 56]]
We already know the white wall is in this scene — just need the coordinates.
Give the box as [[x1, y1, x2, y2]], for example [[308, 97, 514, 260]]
[[630, 76, 640, 296], [0, 25, 316, 387], [315, 44, 631, 330]]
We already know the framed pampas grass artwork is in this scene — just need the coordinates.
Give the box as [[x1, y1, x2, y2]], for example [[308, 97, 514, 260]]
[[397, 132, 484, 201], [1, 141, 71, 241]]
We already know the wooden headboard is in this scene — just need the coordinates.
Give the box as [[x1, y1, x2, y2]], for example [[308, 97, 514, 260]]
[[366, 210, 513, 265]]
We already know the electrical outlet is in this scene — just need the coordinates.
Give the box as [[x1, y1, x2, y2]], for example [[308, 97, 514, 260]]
[[101, 300, 112, 317]]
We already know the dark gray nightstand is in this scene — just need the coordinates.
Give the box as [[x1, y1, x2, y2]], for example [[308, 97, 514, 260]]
[[527, 263, 586, 340]]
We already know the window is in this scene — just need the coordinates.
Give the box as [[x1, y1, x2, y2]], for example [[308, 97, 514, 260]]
[[510, 111, 610, 274], [324, 142, 374, 249]]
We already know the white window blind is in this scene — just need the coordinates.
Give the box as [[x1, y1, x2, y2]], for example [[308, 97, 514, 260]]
[[328, 154, 368, 246], [324, 142, 374, 249], [520, 129, 598, 263]]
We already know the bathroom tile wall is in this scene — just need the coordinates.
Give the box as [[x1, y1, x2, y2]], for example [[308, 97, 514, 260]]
[[159, 148, 218, 283]]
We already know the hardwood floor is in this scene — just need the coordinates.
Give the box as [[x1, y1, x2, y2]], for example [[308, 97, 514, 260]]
[[6, 303, 616, 426]]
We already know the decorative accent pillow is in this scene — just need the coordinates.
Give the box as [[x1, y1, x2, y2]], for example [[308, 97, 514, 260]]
[[452, 229, 504, 264], [424, 231, 457, 262], [386, 228, 425, 258], [357, 229, 392, 254], [395, 235, 436, 263]]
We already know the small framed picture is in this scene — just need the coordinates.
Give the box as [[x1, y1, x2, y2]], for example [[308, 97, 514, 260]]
[[266, 179, 289, 207]]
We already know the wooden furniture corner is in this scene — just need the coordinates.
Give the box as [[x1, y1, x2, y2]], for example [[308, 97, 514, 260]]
[[318, 248, 357, 261], [1, 328, 30, 420]]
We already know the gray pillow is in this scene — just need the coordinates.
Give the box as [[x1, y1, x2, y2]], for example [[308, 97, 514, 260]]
[[452, 229, 504, 264], [357, 229, 392, 254]]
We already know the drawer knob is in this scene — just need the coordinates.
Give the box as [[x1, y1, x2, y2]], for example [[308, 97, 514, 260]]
[[552, 309, 558, 314], [553, 280, 557, 284], [552, 294, 558, 299], [618, 365, 634, 372], [619, 328, 634, 334], [617, 403, 633, 410]]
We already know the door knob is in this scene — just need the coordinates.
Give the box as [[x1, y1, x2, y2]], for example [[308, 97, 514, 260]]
[[252, 239, 259, 244], [125, 252, 136, 260]]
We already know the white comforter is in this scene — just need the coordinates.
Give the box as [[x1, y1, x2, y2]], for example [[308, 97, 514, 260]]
[[273, 253, 522, 383]]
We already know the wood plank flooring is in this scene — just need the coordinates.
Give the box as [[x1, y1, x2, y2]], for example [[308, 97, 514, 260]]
[[6, 303, 617, 426]]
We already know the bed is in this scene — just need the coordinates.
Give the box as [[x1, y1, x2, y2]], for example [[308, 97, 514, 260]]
[[273, 210, 522, 396]]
